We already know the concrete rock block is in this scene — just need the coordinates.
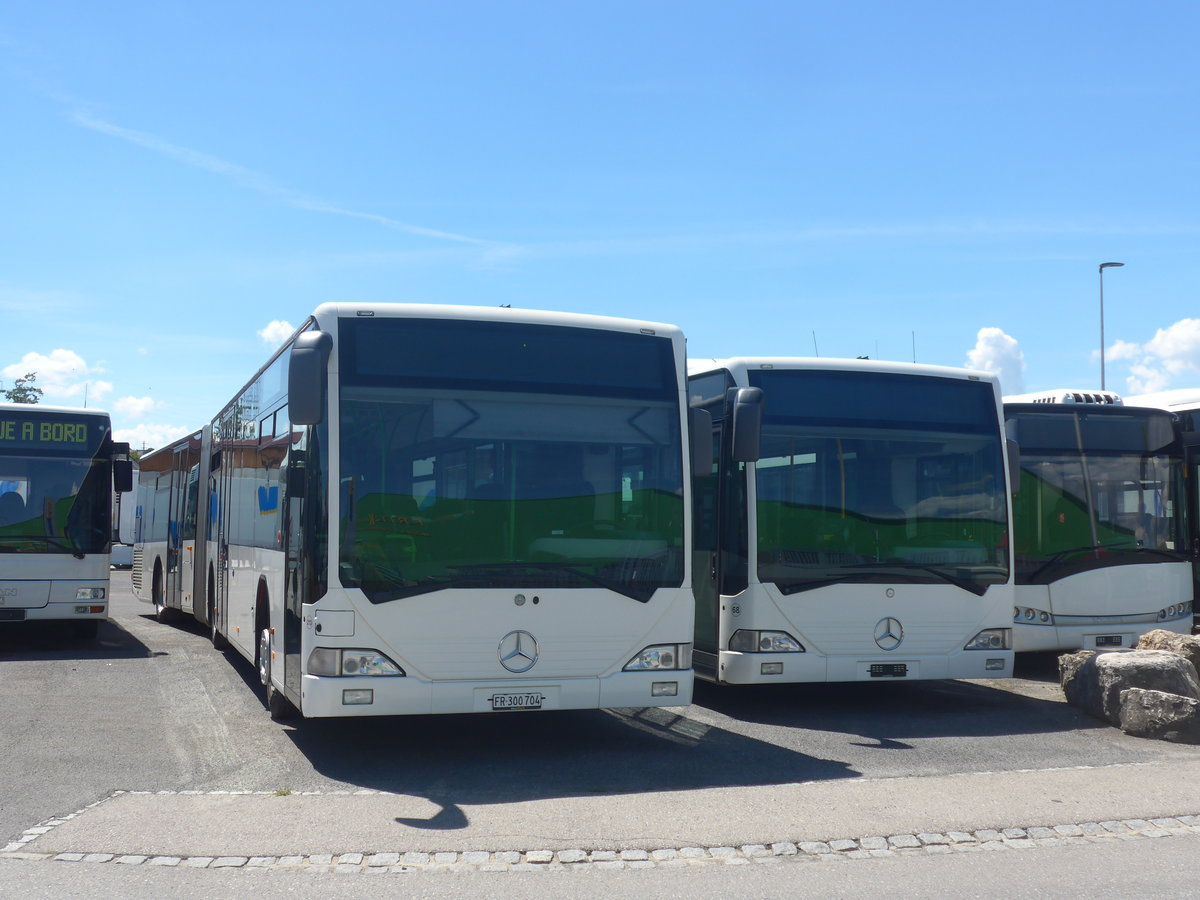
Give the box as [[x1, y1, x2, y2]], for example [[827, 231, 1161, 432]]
[[1061, 649, 1200, 724], [1135, 630, 1200, 676], [1118, 687, 1200, 744]]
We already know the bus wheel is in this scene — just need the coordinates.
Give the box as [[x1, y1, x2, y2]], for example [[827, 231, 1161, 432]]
[[208, 575, 228, 651], [259, 625, 296, 721], [152, 564, 172, 623]]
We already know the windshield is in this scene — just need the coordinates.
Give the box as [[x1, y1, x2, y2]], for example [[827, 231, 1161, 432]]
[[0, 411, 112, 556], [337, 318, 684, 603], [1006, 406, 1186, 584], [747, 370, 1009, 595]]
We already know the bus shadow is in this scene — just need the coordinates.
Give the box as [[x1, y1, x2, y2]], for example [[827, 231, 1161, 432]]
[[1014, 650, 1066, 682], [689, 674, 1099, 746], [281, 699, 857, 822], [0, 618, 156, 661]]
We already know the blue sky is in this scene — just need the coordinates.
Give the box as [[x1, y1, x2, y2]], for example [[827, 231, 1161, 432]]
[[3, 1, 1199, 450]]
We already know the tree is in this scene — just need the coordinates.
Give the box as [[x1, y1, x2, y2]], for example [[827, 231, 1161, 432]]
[[2, 372, 42, 404]]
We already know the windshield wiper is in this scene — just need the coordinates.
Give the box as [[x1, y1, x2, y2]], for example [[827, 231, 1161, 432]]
[[1025, 540, 1138, 581], [0, 534, 86, 559], [830, 562, 988, 596], [450, 561, 624, 592], [771, 562, 989, 596]]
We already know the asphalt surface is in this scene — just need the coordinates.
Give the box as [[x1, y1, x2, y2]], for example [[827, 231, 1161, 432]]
[[2, 571, 1199, 892]]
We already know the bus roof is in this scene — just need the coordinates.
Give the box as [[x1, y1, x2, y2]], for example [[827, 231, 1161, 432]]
[[311, 302, 684, 341], [0, 401, 112, 418], [1002, 389, 1122, 405], [1123, 388, 1200, 412], [687, 356, 998, 385]]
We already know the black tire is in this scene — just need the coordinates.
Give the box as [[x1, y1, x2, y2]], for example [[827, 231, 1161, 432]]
[[259, 625, 297, 721], [152, 565, 173, 624], [208, 569, 228, 650]]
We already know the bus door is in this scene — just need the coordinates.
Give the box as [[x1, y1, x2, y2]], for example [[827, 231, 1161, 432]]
[[1184, 427, 1200, 630], [281, 427, 308, 705], [165, 446, 190, 608], [692, 422, 722, 664], [214, 415, 236, 638], [179, 465, 200, 613]]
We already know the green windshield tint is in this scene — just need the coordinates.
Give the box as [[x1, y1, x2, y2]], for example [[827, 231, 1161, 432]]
[[746, 372, 1008, 594], [0, 427, 113, 556], [337, 389, 684, 603], [1006, 407, 1185, 584]]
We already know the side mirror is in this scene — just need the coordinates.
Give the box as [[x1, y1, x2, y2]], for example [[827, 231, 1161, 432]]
[[288, 330, 332, 426], [729, 388, 764, 463], [688, 407, 713, 477], [112, 441, 134, 494], [1006, 438, 1021, 496]]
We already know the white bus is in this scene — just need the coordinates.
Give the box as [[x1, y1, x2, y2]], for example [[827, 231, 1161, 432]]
[[133, 430, 207, 622], [136, 303, 702, 718], [1003, 398, 1191, 651], [0, 403, 132, 639], [688, 358, 1016, 684], [1125, 388, 1200, 632]]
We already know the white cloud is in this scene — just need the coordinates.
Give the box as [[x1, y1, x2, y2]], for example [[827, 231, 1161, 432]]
[[257, 320, 296, 347], [114, 423, 195, 455], [112, 396, 160, 418], [1105, 339, 1142, 363], [1110, 318, 1200, 396], [1127, 363, 1172, 396], [2, 349, 112, 404], [965, 327, 1025, 394], [72, 112, 493, 247]]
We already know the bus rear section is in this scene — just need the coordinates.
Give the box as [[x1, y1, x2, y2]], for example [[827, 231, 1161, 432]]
[[0, 404, 131, 639], [132, 430, 209, 625], [1005, 401, 1192, 651], [206, 304, 698, 718], [690, 359, 1015, 684]]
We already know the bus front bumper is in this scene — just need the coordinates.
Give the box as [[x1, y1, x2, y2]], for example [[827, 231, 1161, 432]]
[[298, 669, 694, 717]]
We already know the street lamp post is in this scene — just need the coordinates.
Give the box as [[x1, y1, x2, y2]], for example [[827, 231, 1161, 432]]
[[1098, 262, 1125, 390]]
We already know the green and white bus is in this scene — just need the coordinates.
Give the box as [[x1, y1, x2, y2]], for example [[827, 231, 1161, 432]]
[[137, 304, 702, 718], [688, 358, 1016, 684], [1, 403, 132, 639], [1003, 395, 1191, 651]]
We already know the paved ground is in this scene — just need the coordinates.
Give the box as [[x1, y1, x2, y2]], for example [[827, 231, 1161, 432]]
[[2, 571, 1199, 891]]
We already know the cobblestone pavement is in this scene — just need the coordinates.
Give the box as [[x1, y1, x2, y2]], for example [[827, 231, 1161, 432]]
[[5, 790, 1200, 876]]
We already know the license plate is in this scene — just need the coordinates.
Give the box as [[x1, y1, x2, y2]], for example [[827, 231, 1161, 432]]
[[1095, 635, 1123, 647], [0, 609, 26, 621], [869, 663, 908, 678], [490, 692, 544, 711]]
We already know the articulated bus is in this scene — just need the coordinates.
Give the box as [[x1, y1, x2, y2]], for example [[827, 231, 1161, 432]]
[[687, 358, 1016, 684], [135, 303, 703, 718], [133, 430, 207, 620], [0, 403, 132, 639]]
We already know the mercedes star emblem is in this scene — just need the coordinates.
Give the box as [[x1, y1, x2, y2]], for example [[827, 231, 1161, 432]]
[[498, 630, 539, 673], [874, 617, 904, 651]]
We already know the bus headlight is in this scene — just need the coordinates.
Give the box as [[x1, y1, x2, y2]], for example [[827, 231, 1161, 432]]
[[729, 630, 806, 653], [965, 629, 1011, 651], [307, 648, 405, 677], [1160, 603, 1191, 621], [624, 643, 692, 671], [76, 588, 106, 600], [1013, 607, 1054, 626]]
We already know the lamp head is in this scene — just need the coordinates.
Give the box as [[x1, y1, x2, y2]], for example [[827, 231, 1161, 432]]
[[1099, 262, 1125, 271]]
